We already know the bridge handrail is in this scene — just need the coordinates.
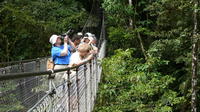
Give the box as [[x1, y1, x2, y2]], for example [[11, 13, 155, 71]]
[[0, 57, 96, 81], [0, 56, 50, 66]]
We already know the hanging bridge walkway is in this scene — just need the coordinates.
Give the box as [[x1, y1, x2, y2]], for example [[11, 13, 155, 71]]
[[0, 41, 106, 112], [0, 3, 106, 111], [0, 39, 106, 112]]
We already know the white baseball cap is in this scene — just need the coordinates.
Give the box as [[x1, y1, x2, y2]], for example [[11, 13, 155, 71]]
[[77, 32, 83, 36], [49, 35, 60, 45], [85, 32, 93, 37], [83, 36, 93, 41]]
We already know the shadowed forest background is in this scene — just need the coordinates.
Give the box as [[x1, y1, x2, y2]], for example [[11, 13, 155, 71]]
[[1, 0, 200, 112]]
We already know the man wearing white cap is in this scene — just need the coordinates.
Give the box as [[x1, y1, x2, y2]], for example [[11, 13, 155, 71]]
[[49, 34, 71, 70], [77, 32, 83, 37]]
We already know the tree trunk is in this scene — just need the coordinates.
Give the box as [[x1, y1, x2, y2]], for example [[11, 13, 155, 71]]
[[191, 0, 199, 112], [130, 0, 148, 60], [128, 0, 133, 27], [136, 29, 148, 60]]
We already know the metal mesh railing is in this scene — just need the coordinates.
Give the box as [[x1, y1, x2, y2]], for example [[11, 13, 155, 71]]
[[27, 59, 101, 112], [0, 74, 49, 111]]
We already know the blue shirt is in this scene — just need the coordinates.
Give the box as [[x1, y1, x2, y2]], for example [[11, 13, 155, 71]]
[[51, 45, 71, 65], [68, 45, 73, 52]]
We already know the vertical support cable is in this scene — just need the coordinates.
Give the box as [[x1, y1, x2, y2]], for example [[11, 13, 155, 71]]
[[36, 58, 40, 72], [67, 70, 71, 112], [89, 60, 93, 111], [76, 67, 80, 112], [36, 59, 40, 102], [95, 58, 97, 95], [93, 59, 96, 108], [48, 77, 52, 112], [48, 71, 55, 112], [95, 58, 98, 98], [84, 64, 87, 112], [20, 62, 24, 72], [93, 58, 96, 99]]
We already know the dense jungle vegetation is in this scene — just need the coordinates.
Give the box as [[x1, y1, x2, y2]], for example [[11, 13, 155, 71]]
[[94, 0, 200, 112], [0, 0, 200, 112]]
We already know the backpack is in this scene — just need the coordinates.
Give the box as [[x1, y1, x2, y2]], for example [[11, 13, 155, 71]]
[[47, 58, 55, 70]]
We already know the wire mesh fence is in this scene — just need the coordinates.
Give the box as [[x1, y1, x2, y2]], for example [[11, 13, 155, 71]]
[[0, 57, 49, 112], [0, 75, 49, 112]]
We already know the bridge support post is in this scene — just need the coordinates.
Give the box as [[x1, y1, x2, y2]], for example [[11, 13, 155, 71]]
[[20, 62, 24, 72], [48, 72, 57, 112], [84, 64, 87, 112], [93, 59, 96, 100], [76, 67, 80, 112], [96, 58, 98, 93], [36, 58, 40, 72], [90, 60, 93, 111], [67, 69, 71, 112]]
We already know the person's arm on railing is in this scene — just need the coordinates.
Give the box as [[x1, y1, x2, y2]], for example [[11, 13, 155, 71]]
[[69, 54, 94, 67], [80, 54, 94, 64]]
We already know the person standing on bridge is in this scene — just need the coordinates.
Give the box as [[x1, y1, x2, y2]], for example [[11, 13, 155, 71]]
[[90, 34, 98, 54], [81, 32, 93, 44], [69, 43, 94, 67], [82, 33, 98, 54], [49, 34, 71, 70], [68, 34, 82, 53]]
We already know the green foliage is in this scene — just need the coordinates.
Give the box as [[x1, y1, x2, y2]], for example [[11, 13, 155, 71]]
[[0, 0, 88, 62], [95, 0, 200, 111], [95, 49, 185, 112], [0, 0, 89, 111], [103, 0, 134, 26]]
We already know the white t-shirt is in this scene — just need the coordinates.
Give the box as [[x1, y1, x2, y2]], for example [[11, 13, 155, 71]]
[[70, 52, 83, 65]]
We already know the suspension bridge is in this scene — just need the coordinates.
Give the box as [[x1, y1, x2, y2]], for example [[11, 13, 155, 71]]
[[0, 3, 106, 112]]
